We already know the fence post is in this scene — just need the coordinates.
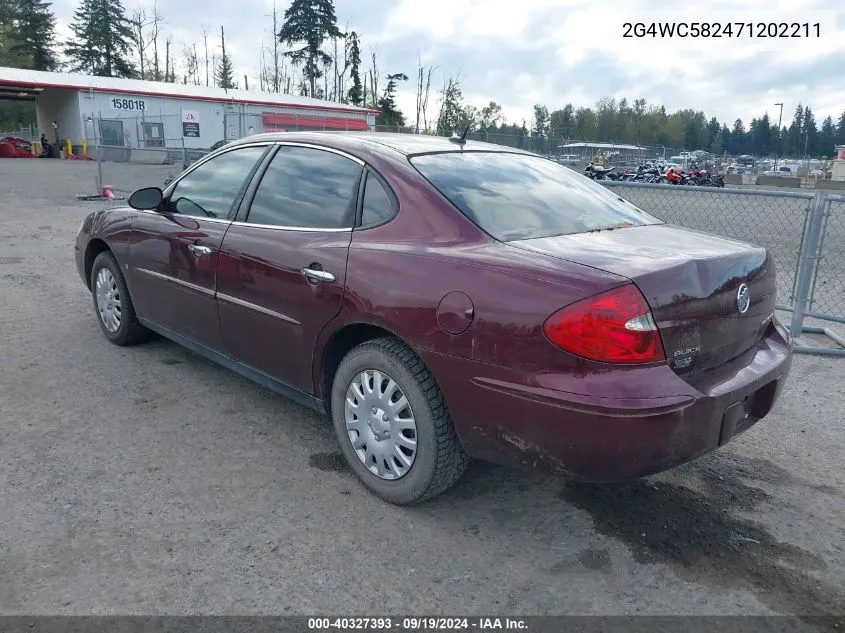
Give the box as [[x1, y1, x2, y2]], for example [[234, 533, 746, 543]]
[[181, 136, 187, 170], [92, 111, 103, 192], [790, 192, 827, 338]]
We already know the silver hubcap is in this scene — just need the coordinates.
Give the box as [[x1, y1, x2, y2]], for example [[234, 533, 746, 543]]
[[344, 369, 418, 480], [95, 268, 122, 333]]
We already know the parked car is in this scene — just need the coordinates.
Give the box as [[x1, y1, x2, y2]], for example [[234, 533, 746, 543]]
[[75, 132, 793, 505]]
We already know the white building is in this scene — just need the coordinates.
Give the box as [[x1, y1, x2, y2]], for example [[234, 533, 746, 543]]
[[0, 66, 378, 157]]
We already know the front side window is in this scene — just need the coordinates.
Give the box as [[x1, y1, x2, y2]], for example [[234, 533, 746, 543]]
[[410, 152, 662, 242], [245, 145, 363, 229], [165, 146, 267, 219]]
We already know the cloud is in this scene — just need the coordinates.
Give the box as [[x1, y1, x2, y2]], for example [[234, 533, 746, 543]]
[[50, 0, 845, 128]]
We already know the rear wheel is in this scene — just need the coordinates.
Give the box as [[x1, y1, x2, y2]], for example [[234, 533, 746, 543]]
[[330, 337, 468, 505], [90, 251, 151, 346]]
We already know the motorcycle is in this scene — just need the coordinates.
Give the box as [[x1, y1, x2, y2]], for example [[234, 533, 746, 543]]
[[664, 168, 684, 185], [584, 164, 615, 180], [637, 165, 662, 183]]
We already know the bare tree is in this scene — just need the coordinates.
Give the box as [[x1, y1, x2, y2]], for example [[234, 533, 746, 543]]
[[415, 56, 435, 133], [330, 24, 351, 103], [259, 41, 266, 91], [182, 43, 200, 85], [331, 36, 339, 101], [270, 1, 281, 92], [367, 48, 379, 110], [130, 8, 154, 80], [148, 2, 165, 81], [202, 25, 210, 86]]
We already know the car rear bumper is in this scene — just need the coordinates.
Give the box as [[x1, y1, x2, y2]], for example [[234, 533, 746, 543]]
[[425, 321, 793, 481]]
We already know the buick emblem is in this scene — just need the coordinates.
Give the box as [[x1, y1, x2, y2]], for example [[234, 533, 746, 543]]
[[736, 283, 751, 314]]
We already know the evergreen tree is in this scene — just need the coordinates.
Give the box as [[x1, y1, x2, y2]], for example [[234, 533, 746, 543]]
[[730, 119, 746, 154], [376, 72, 407, 127], [532, 104, 549, 137], [820, 115, 836, 157], [278, 0, 343, 98], [435, 77, 464, 135], [0, 0, 20, 65], [801, 106, 817, 157], [214, 25, 235, 89], [345, 31, 362, 106], [548, 104, 573, 141], [710, 131, 724, 156], [65, 0, 136, 77], [10, 0, 59, 70], [785, 104, 803, 156], [837, 110, 845, 146]]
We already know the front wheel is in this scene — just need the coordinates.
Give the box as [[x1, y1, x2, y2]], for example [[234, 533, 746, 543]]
[[90, 251, 152, 346], [330, 338, 468, 505]]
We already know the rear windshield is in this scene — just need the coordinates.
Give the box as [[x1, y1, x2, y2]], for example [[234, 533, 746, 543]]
[[410, 151, 662, 241]]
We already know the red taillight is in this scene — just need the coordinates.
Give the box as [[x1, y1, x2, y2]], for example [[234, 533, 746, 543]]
[[543, 284, 666, 364]]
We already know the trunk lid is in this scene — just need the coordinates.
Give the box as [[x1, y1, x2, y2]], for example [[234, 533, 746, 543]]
[[509, 224, 776, 377]]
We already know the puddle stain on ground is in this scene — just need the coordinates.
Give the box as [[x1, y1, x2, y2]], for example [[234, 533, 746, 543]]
[[578, 547, 612, 572], [0, 256, 24, 265], [561, 454, 844, 631], [309, 452, 349, 473]]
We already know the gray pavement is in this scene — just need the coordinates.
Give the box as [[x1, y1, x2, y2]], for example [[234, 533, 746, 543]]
[[0, 158, 843, 623]]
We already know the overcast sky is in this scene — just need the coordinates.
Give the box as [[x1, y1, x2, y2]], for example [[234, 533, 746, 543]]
[[51, 0, 845, 128]]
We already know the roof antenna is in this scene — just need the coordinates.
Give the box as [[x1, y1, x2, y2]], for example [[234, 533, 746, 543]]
[[449, 124, 470, 149]]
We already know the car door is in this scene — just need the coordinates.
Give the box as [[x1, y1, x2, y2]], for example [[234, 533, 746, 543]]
[[129, 144, 270, 350], [215, 143, 364, 393]]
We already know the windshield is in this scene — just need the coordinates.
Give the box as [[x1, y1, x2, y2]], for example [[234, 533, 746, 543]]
[[410, 151, 662, 241]]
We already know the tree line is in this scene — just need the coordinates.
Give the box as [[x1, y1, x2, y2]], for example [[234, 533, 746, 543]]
[[1, 0, 843, 158], [520, 100, 845, 158]]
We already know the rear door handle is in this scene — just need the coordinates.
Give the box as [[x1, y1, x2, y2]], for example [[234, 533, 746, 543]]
[[188, 244, 213, 257], [301, 267, 335, 283]]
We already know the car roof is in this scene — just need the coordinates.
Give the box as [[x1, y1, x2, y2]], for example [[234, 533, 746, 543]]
[[227, 131, 533, 157]]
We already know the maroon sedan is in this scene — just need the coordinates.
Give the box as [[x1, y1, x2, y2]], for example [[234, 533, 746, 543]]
[[75, 132, 793, 505]]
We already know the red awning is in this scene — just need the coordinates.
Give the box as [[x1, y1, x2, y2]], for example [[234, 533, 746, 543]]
[[262, 112, 370, 131]]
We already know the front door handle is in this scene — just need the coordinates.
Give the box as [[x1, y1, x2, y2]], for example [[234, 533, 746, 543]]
[[301, 267, 335, 283], [188, 244, 213, 257]]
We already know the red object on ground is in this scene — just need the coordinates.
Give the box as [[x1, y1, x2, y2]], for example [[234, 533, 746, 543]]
[[0, 137, 35, 158]]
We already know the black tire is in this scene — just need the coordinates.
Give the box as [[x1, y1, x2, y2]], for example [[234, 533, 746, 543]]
[[90, 251, 152, 346], [330, 337, 468, 505]]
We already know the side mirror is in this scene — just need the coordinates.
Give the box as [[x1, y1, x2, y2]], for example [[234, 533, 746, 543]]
[[128, 187, 163, 211]]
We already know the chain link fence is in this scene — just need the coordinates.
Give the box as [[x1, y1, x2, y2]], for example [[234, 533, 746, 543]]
[[810, 197, 845, 323], [603, 181, 845, 355], [0, 123, 37, 141]]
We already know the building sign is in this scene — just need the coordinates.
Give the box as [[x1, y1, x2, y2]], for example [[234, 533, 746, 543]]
[[110, 97, 146, 111], [182, 110, 200, 138]]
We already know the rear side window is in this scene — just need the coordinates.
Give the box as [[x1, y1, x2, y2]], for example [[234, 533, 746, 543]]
[[245, 145, 362, 229], [360, 171, 397, 227], [410, 152, 662, 241]]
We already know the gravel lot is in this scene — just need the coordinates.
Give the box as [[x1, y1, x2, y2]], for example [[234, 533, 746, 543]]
[[1, 159, 843, 625]]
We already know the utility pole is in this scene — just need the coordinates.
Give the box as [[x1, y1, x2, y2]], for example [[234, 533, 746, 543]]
[[774, 102, 784, 172]]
